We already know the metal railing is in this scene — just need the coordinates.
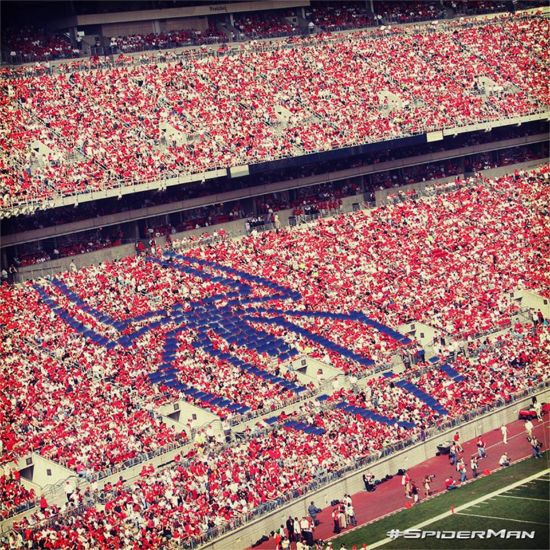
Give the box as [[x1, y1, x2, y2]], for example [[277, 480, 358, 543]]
[[83, 440, 186, 484], [0, 437, 188, 525]]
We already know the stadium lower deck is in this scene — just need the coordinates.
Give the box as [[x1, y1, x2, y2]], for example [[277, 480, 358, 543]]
[[1, 162, 549, 548]]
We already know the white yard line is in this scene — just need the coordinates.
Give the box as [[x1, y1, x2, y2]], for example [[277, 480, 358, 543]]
[[365, 467, 550, 550], [455, 512, 548, 526], [494, 494, 549, 503]]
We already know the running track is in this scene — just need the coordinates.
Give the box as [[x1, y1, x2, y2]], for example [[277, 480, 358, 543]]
[[251, 415, 549, 549]]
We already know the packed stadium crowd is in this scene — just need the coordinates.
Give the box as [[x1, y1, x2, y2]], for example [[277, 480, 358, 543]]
[[0, 333, 187, 473], [0, 165, 548, 546], [7, 409, 416, 548], [189, 169, 549, 337], [1, 12, 548, 211], [0, 1, 549, 546], [405, 324, 549, 416], [0, 469, 36, 520], [4, 134, 547, 274], [6, 117, 545, 232]]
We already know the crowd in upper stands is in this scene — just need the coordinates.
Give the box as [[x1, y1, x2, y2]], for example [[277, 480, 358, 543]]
[[14, 228, 124, 267], [0, 469, 36, 520], [1, 27, 76, 64], [306, 3, 374, 30], [6, 0, 532, 66], [373, 1, 445, 23], [1, 12, 548, 212], [234, 12, 298, 38], [2, 1, 545, 62]]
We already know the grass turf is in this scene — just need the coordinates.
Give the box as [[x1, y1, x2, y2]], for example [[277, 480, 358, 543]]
[[507, 477, 550, 501], [330, 452, 549, 550]]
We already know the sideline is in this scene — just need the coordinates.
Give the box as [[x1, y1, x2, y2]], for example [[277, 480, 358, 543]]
[[364, 467, 550, 549], [325, 417, 550, 545]]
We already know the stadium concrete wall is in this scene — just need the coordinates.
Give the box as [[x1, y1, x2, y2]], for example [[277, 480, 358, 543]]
[[101, 16, 209, 38], [15, 454, 76, 490], [515, 290, 550, 319], [16, 243, 137, 281], [64, 1, 309, 27], [202, 386, 549, 550], [101, 20, 156, 38], [162, 17, 209, 33]]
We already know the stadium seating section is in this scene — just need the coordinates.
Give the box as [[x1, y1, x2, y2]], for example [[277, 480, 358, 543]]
[[1, 166, 548, 546], [0, 4, 549, 548], [2, 27, 75, 63], [0, 13, 548, 211]]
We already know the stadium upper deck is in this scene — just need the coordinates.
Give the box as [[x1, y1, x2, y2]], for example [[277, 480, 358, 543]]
[[0, 11, 548, 217]]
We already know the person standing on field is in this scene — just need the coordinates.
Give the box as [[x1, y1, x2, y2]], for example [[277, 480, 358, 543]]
[[501, 424, 508, 444]]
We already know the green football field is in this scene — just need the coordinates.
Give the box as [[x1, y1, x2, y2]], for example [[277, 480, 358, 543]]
[[331, 453, 549, 550]]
